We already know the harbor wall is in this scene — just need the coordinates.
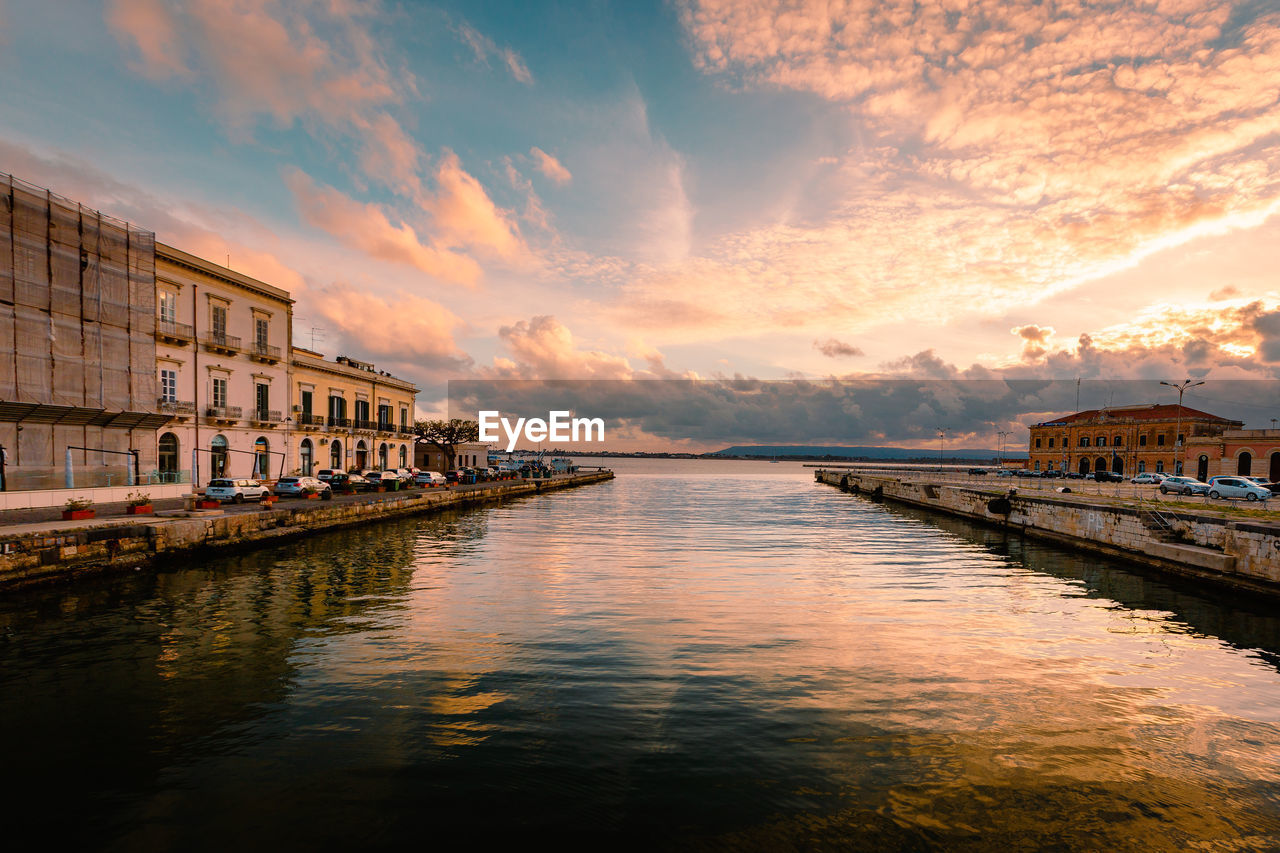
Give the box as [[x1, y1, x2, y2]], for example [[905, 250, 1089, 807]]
[[0, 472, 613, 588], [816, 470, 1280, 595]]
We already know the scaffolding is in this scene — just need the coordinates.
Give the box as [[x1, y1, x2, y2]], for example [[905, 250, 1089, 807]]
[[0, 172, 165, 490]]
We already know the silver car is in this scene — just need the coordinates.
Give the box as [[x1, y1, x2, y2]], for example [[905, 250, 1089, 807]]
[[273, 476, 333, 499], [1158, 476, 1209, 496], [1208, 477, 1271, 501], [204, 478, 270, 504]]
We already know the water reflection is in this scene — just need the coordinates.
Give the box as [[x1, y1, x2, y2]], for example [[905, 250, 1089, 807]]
[[2, 468, 1280, 850]]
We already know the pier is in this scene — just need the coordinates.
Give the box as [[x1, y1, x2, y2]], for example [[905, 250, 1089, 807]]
[[817, 468, 1280, 596], [0, 471, 614, 588]]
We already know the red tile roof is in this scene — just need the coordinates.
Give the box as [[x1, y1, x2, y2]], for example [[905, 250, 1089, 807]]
[[1034, 404, 1241, 427]]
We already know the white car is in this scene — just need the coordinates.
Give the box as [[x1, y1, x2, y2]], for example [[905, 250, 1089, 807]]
[[415, 470, 446, 486], [1207, 477, 1271, 502], [204, 478, 270, 504], [1130, 473, 1165, 485]]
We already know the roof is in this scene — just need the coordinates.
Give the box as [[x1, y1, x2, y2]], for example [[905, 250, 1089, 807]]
[[156, 242, 294, 304], [1033, 403, 1241, 427]]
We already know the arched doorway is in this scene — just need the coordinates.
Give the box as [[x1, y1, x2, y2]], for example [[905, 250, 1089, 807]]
[[355, 440, 368, 470], [1271, 451, 1280, 483], [210, 435, 228, 478], [300, 438, 314, 476], [399, 445, 407, 468], [1238, 451, 1253, 476], [253, 437, 270, 479], [1095, 456, 1108, 474], [1078, 457, 1090, 475], [378, 442, 389, 470], [1197, 455, 1209, 482], [158, 432, 179, 480], [1111, 456, 1123, 475], [329, 439, 342, 469]]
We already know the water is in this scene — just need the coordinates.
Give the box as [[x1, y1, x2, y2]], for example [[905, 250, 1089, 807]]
[[3, 459, 1280, 850]]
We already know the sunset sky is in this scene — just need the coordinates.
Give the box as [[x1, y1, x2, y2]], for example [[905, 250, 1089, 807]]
[[3, 0, 1279, 443]]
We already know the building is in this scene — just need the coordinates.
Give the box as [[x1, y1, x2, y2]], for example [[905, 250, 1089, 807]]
[[1184, 429, 1280, 482], [415, 441, 488, 472], [0, 173, 167, 490], [154, 243, 293, 485], [1027, 404, 1242, 477], [290, 348, 418, 475]]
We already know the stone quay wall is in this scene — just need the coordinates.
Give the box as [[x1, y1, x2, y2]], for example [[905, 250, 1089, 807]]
[[816, 469, 1280, 595], [0, 472, 613, 588]]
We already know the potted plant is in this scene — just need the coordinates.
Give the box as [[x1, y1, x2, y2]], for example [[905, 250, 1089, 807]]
[[125, 491, 153, 515], [259, 491, 278, 505], [302, 485, 321, 500], [62, 497, 96, 521], [197, 492, 222, 509]]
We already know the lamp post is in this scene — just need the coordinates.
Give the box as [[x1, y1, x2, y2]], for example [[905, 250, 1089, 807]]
[[936, 426, 949, 472], [1160, 379, 1204, 475], [996, 430, 1012, 471]]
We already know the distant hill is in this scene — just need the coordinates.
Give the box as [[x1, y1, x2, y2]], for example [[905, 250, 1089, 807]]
[[711, 445, 1028, 460]]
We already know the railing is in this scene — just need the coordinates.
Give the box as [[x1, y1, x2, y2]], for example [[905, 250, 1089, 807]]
[[376, 421, 395, 433], [158, 398, 196, 414], [201, 331, 242, 352], [250, 409, 283, 423], [155, 320, 194, 340], [354, 419, 377, 431], [298, 413, 326, 426], [398, 427, 417, 438], [250, 342, 282, 361], [205, 405, 243, 419], [328, 416, 351, 428]]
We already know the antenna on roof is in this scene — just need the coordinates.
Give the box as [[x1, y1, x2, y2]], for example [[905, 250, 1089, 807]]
[[1076, 378, 1080, 412]]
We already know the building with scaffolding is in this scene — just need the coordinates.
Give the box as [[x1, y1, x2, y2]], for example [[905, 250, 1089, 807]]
[[0, 173, 167, 491]]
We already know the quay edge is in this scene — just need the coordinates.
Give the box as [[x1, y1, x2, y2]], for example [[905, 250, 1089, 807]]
[[816, 468, 1280, 598], [0, 471, 614, 590]]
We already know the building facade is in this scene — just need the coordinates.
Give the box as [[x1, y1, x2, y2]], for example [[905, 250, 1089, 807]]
[[154, 244, 293, 485], [415, 440, 488, 472], [1027, 404, 1242, 476], [0, 173, 166, 490], [1184, 429, 1280, 483], [291, 348, 418, 476]]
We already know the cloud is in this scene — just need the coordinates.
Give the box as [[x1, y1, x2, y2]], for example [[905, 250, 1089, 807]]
[[814, 338, 864, 358], [529, 147, 571, 185], [285, 168, 482, 285], [106, 0, 424, 191], [424, 150, 524, 259], [490, 316, 636, 379], [309, 283, 468, 367], [1012, 324, 1055, 360], [454, 19, 533, 85], [1210, 284, 1241, 300]]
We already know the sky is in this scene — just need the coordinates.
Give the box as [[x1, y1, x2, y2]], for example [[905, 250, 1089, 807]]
[[2, 0, 1280, 448]]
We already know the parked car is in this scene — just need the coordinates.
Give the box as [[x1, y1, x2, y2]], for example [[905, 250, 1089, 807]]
[[1159, 476, 1211, 496], [1093, 471, 1124, 483], [995, 469, 1015, 478], [328, 472, 374, 492], [364, 471, 401, 490], [274, 476, 332, 499], [1130, 472, 1165, 485], [393, 468, 416, 484], [1207, 477, 1271, 501], [967, 468, 989, 476], [315, 468, 342, 482], [1260, 482, 1280, 496], [415, 470, 446, 486], [1063, 472, 1083, 480], [205, 478, 271, 504]]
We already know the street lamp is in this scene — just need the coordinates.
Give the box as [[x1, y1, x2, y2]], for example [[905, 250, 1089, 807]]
[[1160, 379, 1204, 475], [937, 426, 949, 472], [996, 429, 1013, 471]]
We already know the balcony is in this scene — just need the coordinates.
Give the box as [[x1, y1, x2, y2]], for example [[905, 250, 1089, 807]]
[[249, 409, 283, 427], [328, 416, 351, 428], [205, 405, 242, 425], [201, 331, 241, 356], [376, 421, 396, 435], [398, 427, 417, 438], [158, 398, 196, 421], [353, 418, 378, 433], [249, 342, 283, 364], [155, 320, 194, 345], [297, 413, 326, 429]]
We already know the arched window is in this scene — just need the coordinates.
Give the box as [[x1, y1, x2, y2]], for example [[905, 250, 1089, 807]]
[[210, 435, 228, 478], [1095, 456, 1108, 473], [355, 440, 368, 470], [253, 436, 270, 479], [158, 432, 179, 479], [399, 445, 407, 468], [1097, 436, 1107, 447], [1113, 435, 1122, 447], [329, 439, 342, 469], [300, 439, 314, 476], [1269, 451, 1280, 483], [1238, 451, 1253, 476], [378, 442, 389, 470], [1197, 455, 1209, 482], [1078, 457, 1090, 475]]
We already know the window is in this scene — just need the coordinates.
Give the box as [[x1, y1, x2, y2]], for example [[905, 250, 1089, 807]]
[[399, 445, 407, 468], [1034, 438, 1041, 449], [1113, 435, 1122, 447], [158, 432, 179, 477], [300, 439, 314, 475], [159, 368, 177, 403], [1177, 433, 1184, 446], [300, 389, 313, 417], [255, 317, 269, 351], [1155, 460, 1165, 473], [1034, 461, 1040, 471], [158, 291, 177, 325], [1097, 436, 1106, 447], [378, 442, 389, 469], [210, 434, 228, 478], [400, 407, 409, 429], [1138, 460, 1146, 473], [1156, 434, 1165, 446], [212, 377, 228, 409], [1139, 435, 1148, 447], [1048, 437, 1055, 448], [328, 394, 346, 420], [378, 404, 392, 429], [254, 437, 270, 478], [256, 382, 270, 418], [330, 439, 342, 469], [355, 400, 371, 422], [211, 303, 227, 339], [1080, 436, 1090, 447]]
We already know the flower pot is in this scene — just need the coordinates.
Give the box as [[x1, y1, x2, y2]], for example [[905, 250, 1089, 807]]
[[62, 509, 95, 521], [126, 504, 153, 515], [304, 493, 320, 500], [197, 500, 221, 510], [259, 496, 278, 505]]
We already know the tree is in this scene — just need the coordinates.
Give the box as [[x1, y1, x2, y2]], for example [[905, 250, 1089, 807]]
[[414, 418, 480, 470]]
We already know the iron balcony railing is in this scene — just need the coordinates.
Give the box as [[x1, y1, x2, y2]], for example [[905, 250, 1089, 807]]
[[353, 418, 378, 431], [205, 405, 242, 419], [156, 320, 194, 340], [328, 416, 351, 428], [158, 398, 196, 413], [251, 409, 283, 423], [377, 421, 395, 433], [201, 331, 242, 352], [398, 427, 417, 437], [251, 342, 282, 360], [298, 413, 326, 426]]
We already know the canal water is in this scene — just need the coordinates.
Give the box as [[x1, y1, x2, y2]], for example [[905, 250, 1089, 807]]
[[3, 459, 1280, 850]]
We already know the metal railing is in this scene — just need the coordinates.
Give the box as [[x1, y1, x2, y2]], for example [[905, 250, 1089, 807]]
[[158, 398, 196, 414], [206, 405, 243, 419], [156, 320, 194, 340], [251, 342, 282, 360], [201, 331, 242, 351], [376, 421, 395, 433], [328, 416, 351, 428], [353, 418, 377, 431], [250, 409, 283, 423], [298, 413, 326, 426]]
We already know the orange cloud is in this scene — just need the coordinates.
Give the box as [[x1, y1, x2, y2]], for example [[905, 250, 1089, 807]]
[[529, 147, 571, 185], [424, 150, 524, 260], [285, 169, 481, 285], [309, 283, 468, 366], [455, 19, 534, 85], [106, 0, 190, 80]]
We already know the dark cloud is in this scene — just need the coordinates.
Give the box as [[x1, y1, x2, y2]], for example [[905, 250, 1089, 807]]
[[814, 338, 864, 358]]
